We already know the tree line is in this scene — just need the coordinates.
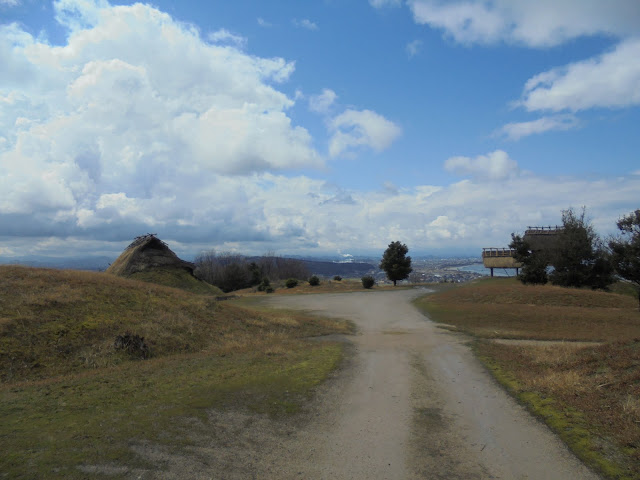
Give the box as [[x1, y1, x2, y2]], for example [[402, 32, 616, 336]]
[[510, 207, 640, 309], [194, 251, 309, 293]]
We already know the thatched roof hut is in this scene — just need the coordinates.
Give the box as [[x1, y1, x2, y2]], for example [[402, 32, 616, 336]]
[[106, 234, 195, 277]]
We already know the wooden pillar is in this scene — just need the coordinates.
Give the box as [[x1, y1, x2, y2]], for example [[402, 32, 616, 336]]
[[490, 267, 494, 277]]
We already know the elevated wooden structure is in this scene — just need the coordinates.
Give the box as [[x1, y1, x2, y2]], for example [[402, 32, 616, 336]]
[[523, 226, 564, 252], [482, 248, 522, 277]]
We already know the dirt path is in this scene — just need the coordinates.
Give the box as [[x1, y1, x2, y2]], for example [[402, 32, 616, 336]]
[[261, 288, 601, 479]]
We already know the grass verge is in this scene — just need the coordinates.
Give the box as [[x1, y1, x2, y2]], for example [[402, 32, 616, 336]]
[[415, 277, 640, 479]]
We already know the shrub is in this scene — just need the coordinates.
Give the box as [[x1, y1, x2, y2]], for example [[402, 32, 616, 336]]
[[285, 278, 299, 288], [114, 333, 150, 359], [308, 275, 320, 286], [257, 277, 271, 292], [333, 275, 342, 281], [361, 275, 375, 289], [265, 286, 274, 293]]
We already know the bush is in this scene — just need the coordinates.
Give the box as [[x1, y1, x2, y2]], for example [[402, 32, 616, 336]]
[[114, 333, 150, 359], [285, 278, 299, 288], [257, 277, 271, 292], [308, 275, 320, 286], [361, 275, 375, 289], [265, 286, 274, 293], [333, 275, 342, 281]]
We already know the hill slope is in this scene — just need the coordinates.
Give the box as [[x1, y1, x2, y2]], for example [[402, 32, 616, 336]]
[[0, 265, 343, 382]]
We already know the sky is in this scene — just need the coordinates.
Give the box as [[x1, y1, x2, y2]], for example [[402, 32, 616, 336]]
[[1, 0, 639, 260]]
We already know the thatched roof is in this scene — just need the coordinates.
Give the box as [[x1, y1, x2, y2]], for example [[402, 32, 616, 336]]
[[106, 234, 195, 277]]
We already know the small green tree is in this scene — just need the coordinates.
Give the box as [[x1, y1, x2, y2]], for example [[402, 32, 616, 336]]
[[361, 275, 375, 289], [509, 233, 548, 285], [285, 278, 299, 288], [609, 209, 640, 310], [308, 275, 320, 286], [550, 207, 614, 289], [380, 241, 412, 286]]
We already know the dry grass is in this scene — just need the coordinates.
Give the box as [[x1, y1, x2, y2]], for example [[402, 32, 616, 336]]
[[415, 277, 640, 479], [416, 277, 639, 341], [0, 265, 352, 478], [0, 265, 349, 382]]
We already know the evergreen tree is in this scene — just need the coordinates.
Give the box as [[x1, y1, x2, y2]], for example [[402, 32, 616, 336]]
[[509, 233, 548, 285], [549, 208, 614, 289], [609, 209, 640, 310], [380, 241, 412, 286]]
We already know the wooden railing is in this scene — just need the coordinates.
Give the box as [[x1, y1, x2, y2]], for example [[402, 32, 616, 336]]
[[482, 248, 516, 258], [525, 226, 564, 235]]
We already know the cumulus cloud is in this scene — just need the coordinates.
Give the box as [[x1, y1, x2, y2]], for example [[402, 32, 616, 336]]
[[0, 1, 326, 246], [518, 38, 640, 112], [444, 150, 519, 180], [406, 39, 422, 58], [1, 0, 638, 259], [257, 17, 273, 28], [0, 0, 20, 6], [498, 114, 579, 140], [328, 109, 402, 157], [408, 0, 640, 47], [293, 18, 318, 30], [309, 88, 337, 114]]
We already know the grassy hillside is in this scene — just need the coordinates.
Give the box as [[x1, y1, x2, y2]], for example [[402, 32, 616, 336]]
[[0, 265, 351, 478], [415, 278, 640, 479], [126, 266, 223, 295]]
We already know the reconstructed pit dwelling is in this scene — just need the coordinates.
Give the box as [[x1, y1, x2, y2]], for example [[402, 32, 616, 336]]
[[106, 234, 195, 277]]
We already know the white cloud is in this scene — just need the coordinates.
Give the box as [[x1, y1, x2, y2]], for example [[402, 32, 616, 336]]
[[309, 88, 337, 114], [408, 0, 640, 47], [406, 39, 422, 58], [257, 17, 272, 28], [208, 28, 247, 49], [519, 38, 640, 112], [369, 0, 402, 8], [0, 1, 326, 244], [293, 19, 318, 31], [0, 0, 20, 6], [444, 150, 519, 180], [328, 109, 401, 157], [1, 1, 638, 259], [498, 114, 579, 140]]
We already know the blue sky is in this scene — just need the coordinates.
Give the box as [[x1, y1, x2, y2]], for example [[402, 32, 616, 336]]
[[1, 0, 639, 259]]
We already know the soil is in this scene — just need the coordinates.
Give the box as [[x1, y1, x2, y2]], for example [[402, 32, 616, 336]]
[[127, 288, 602, 479]]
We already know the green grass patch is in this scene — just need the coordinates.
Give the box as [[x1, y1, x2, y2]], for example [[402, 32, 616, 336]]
[[1, 342, 342, 479], [127, 266, 223, 295]]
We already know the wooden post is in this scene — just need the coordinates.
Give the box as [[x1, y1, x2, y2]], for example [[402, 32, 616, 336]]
[[490, 267, 494, 277]]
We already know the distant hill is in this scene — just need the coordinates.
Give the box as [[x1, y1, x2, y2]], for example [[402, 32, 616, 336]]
[[299, 259, 377, 278]]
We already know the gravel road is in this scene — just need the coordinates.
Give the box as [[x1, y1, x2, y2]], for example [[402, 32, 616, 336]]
[[260, 288, 601, 480]]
